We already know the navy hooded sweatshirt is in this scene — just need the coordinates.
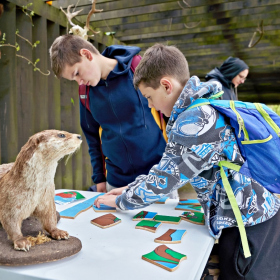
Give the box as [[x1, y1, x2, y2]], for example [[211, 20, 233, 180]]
[[205, 57, 249, 100], [80, 45, 166, 188]]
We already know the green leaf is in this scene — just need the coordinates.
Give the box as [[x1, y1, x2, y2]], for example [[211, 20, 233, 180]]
[[104, 31, 116, 36], [71, 98, 75, 105]]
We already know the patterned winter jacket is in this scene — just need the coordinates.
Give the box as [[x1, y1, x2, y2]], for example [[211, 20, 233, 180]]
[[116, 76, 280, 239]]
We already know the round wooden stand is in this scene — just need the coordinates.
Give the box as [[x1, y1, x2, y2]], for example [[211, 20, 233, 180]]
[[0, 213, 82, 266]]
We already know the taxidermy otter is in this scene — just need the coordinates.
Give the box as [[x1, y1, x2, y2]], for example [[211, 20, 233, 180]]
[[0, 130, 82, 251]]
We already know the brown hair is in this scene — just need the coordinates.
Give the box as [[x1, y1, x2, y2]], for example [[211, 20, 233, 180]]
[[133, 44, 189, 89], [49, 34, 99, 78]]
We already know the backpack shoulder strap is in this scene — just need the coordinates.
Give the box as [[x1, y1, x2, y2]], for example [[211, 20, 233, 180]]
[[79, 85, 91, 112], [187, 98, 252, 258], [130, 54, 142, 73], [188, 98, 211, 110]]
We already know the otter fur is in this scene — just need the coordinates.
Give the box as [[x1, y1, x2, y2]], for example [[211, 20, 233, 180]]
[[0, 130, 82, 251]]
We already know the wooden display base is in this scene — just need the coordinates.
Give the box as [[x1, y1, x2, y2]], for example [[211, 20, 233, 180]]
[[0, 213, 82, 266]]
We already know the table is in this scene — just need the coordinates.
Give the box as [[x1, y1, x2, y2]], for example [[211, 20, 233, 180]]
[[0, 190, 214, 280]]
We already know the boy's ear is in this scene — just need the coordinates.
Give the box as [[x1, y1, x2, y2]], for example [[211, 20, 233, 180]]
[[160, 78, 172, 94], [80, 49, 93, 61]]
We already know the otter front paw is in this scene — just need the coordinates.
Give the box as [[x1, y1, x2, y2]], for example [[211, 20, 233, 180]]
[[14, 237, 32, 252], [50, 229, 69, 240]]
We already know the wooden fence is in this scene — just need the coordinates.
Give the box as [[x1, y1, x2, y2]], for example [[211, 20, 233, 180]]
[[1, 0, 279, 190], [0, 0, 122, 190], [64, 0, 280, 104]]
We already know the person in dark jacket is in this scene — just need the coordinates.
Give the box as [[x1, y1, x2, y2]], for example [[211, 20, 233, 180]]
[[205, 57, 249, 100], [49, 35, 166, 192]]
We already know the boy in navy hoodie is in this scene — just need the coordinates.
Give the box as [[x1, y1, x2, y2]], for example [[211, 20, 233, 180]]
[[49, 35, 166, 192], [95, 44, 280, 279]]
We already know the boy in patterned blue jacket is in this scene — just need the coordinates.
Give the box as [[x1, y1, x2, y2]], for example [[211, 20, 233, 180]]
[[50, 35, 166, 193], [95, 44, 280, 280]]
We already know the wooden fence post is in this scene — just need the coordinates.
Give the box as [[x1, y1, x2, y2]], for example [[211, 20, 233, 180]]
[[47, 20, 62, 188], [0, 2, 18, 164], [33, 15, 49, 133], [16, 8, 34, 148]]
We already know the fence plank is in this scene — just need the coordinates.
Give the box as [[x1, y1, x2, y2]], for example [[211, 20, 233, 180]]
[[82, 135, 92, 189], [0, 2, 18, 164], [33, 15, 49, 133], [47, 21, 62, 188], [60, 74, 74, 190], [70, 82, 85, 191], [16, 9, 34, 149]]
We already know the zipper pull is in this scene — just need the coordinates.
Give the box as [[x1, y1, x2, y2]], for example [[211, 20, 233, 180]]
[[237, 117, 242, 138]]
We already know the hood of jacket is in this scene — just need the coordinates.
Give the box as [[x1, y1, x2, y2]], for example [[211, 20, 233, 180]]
[[166, 76, 222, 135], [205, 67, 232, 89], [101, 45, 141, 80], [205, 56, 249, 90]]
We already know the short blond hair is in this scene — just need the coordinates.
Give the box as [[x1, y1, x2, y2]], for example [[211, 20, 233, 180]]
[[133, 44, 189, 89], [49, 34, 99, 78]]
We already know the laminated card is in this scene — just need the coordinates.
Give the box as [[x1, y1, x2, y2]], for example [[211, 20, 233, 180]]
[[142, 245, 187, 272]]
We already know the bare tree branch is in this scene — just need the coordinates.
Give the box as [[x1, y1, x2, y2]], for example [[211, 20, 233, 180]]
[[177, 0, 191, 9], [248, 20, 264, 48], [184, 21, 201, 29]]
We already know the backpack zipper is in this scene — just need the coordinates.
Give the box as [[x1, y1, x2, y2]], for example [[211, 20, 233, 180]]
[[255, 103, 280, 137], [230, 101, 249, 141]]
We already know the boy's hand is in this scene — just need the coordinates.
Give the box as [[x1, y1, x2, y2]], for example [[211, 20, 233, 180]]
[[96, 182, 106, 193], [107, 186, 128, 196], [94, 194, 118, 208]]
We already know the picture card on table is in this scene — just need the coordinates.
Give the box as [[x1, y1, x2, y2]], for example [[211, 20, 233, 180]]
[[142, 245, 187, 272], [55, 191, 85, 205]]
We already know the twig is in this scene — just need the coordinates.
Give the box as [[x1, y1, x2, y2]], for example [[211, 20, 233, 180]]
[[0, 43, 17, 49], [182, 0, 191, 8], [103, 19, 112, 33], [177, 0, 191, 9], [16, 33, 33, 47], [16, 54, 50, 76], [184, 21, 201, 29], [248, 20, 264, 48], [177, 1, 184, 9], [21, 3, 34, 26], [73, 0, 80, 12]]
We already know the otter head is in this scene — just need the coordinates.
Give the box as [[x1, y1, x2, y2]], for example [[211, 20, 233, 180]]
[[33, 130, 82, 161]]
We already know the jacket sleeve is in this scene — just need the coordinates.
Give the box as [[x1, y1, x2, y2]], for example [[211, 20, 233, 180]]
[[116, 140, 212, 210], [80, 100, 106, 184]]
